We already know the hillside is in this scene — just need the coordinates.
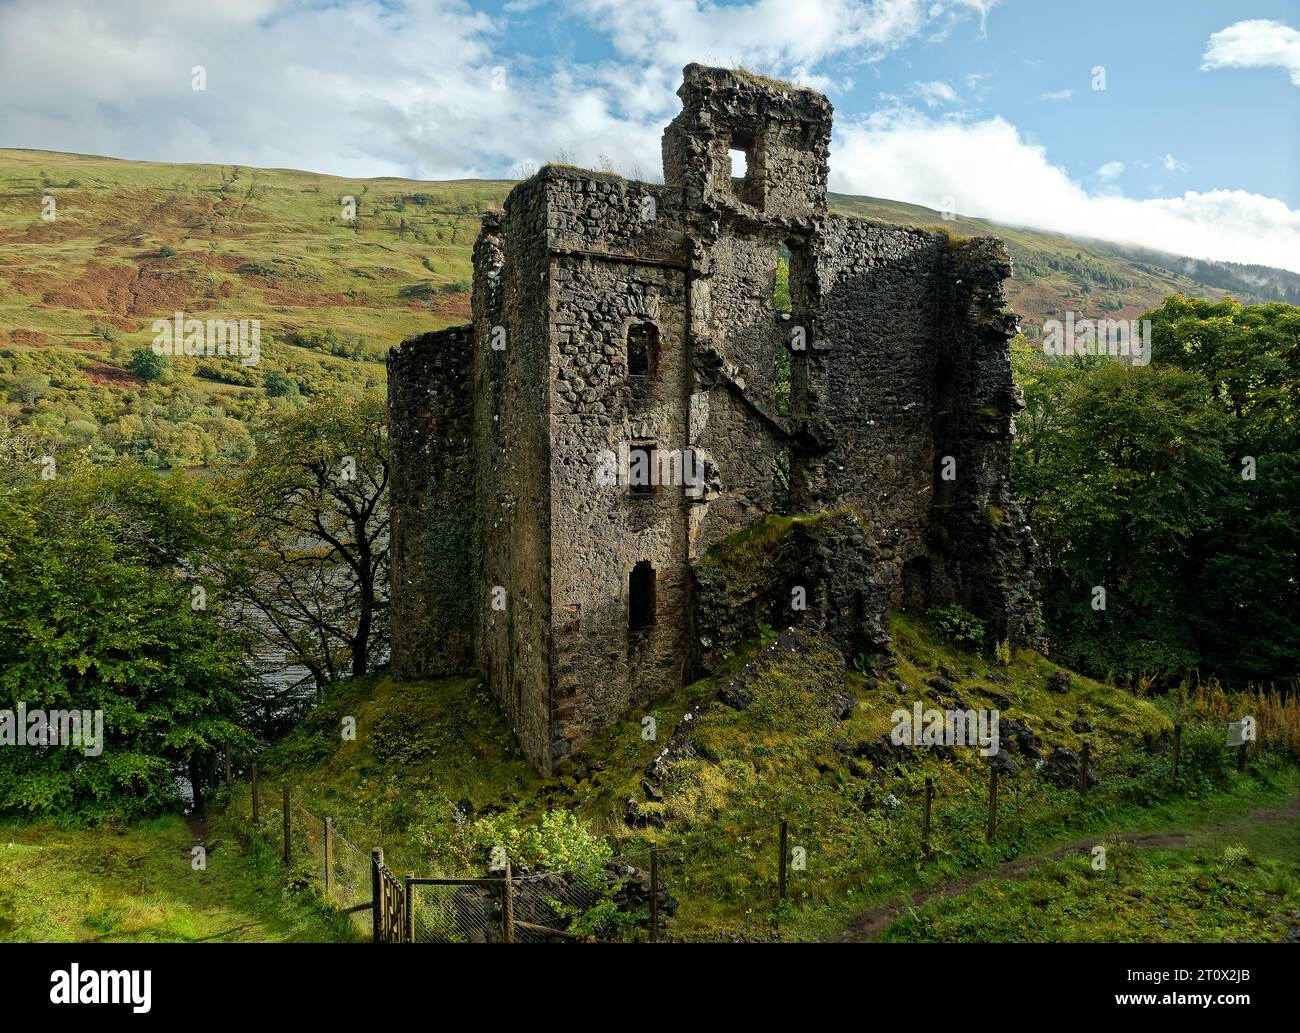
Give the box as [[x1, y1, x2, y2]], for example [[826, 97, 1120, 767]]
[[2, 148, 1297, 467], [227, 602, 1298, 942]]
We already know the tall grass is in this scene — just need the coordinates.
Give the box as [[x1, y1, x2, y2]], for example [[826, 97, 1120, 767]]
[[1186, 679, 1300, 759]]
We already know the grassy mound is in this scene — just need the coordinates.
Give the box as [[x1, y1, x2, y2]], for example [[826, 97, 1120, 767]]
[[237, 606, 1300, 941]]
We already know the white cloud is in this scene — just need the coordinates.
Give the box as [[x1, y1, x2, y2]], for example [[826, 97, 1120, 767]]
[[0, 0, 1293, 273], [1202, 19, 1300, 86], [832, 109, 1300, 273], [0, 0, 1007, 181], [1040, 88, 1073, 101], [1096, 161, 1124, 181], [1162, 153, 1188, 173], [912, 80, 959, 107], [570, 0, 1000, 75]]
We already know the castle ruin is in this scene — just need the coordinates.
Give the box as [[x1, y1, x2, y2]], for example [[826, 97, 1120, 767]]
[[388, 64, 1037, 774]]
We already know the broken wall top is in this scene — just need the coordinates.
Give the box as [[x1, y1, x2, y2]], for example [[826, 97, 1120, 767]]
[[663, 63, 833, 222]]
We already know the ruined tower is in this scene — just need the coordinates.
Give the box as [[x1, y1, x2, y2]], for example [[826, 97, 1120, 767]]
[[389, 65, 1037, 774]]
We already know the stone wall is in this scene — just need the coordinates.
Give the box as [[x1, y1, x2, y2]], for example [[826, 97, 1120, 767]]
[[470, 183, 555, 771], [387, 63, 1039, 775], [546, 237, 692, 762], [388, 324, 475, 679], [692, 512, 889, 675]]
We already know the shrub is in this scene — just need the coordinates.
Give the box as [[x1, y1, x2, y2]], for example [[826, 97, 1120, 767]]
[[127, 347, 168, 381], [89, 321, 121, 344], [928, 603, 987, 649], [263, 371, 300, 398]]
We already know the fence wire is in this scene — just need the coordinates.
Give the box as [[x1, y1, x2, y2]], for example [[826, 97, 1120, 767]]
[[221, 723, 1245, 942], [410, 882, 503, 943]]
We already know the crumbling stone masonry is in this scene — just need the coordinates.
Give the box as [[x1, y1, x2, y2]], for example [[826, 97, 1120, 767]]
[[389, 64, 1038, 774]]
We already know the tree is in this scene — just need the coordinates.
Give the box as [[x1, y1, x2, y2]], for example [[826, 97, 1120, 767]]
[[1148, 296, 1300, 682], [263, 370, 300, 398], [222, 396, 389, 692], [1011, 295, 1300, 686], [0, 461, 248, 820], [127, 346, 168, 381], [1014, 349, 1229, 682]]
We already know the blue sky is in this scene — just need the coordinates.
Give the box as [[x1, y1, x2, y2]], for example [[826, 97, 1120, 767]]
[[1, 0, 1297, 268]]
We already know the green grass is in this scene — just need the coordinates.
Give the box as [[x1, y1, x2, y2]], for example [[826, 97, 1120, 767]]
[[8, 607, 1296, 943], [0, 815, 357, 942], [237, 602, 1300, 942], [883, 813, 1300, 943]]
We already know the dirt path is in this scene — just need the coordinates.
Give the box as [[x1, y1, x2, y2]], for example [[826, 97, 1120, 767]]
[[832, 796, 1300, 942]]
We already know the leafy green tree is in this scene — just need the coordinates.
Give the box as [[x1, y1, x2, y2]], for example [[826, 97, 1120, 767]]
[[0, 461, 248, 821], [1148, 296, 1300, 682], [127, 346, 169, 382], [1013, 343, 1230, 681], [1012, 296, 1300, 686], [220, 396, 389, 690], [263, 370, 301, 398]]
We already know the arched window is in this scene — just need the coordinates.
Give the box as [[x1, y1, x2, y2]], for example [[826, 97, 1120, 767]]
[[628, 322, 658, 378], [629, 561, 656, 630]]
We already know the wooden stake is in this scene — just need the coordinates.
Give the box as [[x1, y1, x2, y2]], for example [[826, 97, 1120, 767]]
[[1172, 724, 1181, 779], [986, 766, 998, 843], [251, 762, 259, 825], [778, 819, 789, 899], [282, 784, 291, 866], [502, 859, 514, 943], [371, 848, 383, 943], [324, 817, 334, 900], [649, 846, 659, 942], [922, 777, 934, 859], [404, 873, 414, 944]]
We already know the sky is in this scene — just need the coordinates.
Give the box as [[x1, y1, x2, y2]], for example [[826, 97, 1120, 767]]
[[1, 0, 1298, 271]]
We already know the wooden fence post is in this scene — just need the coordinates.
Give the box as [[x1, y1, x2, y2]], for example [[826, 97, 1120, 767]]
[[371, 848, 383, 943], [1172, 724, 1182, 779], [778, 819, 789, 900], [404, 873, 414, 944], [1079, 744, 1091, 802], [502, 859, 514, 943], [324, 817, 334, 900], [224, 751, 232, 785], [250, 762, 259, 825], [282, 784, 291, 866], [649, 846, 659, 943], [1237, 740, 1248, 772], [986, 766, 998, 843], [922, 777, 934, 859]]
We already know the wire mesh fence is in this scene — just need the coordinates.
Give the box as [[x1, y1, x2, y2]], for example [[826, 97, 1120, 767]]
[[329, 825, 372, 908], [217, 719, 1260, 942], [410, 880, 504, 943], [288, 802, 324, 884]]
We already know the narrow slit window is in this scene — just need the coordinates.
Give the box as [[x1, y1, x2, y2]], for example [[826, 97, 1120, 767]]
[[725, 131, 763, 209], [628, 441, 657, 496], [729, 148, 748, 181], [773, 244, 793, 315], [628, 322, 658, 378], [630, 561, 656, 630], [772, 445, 791, 515]]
